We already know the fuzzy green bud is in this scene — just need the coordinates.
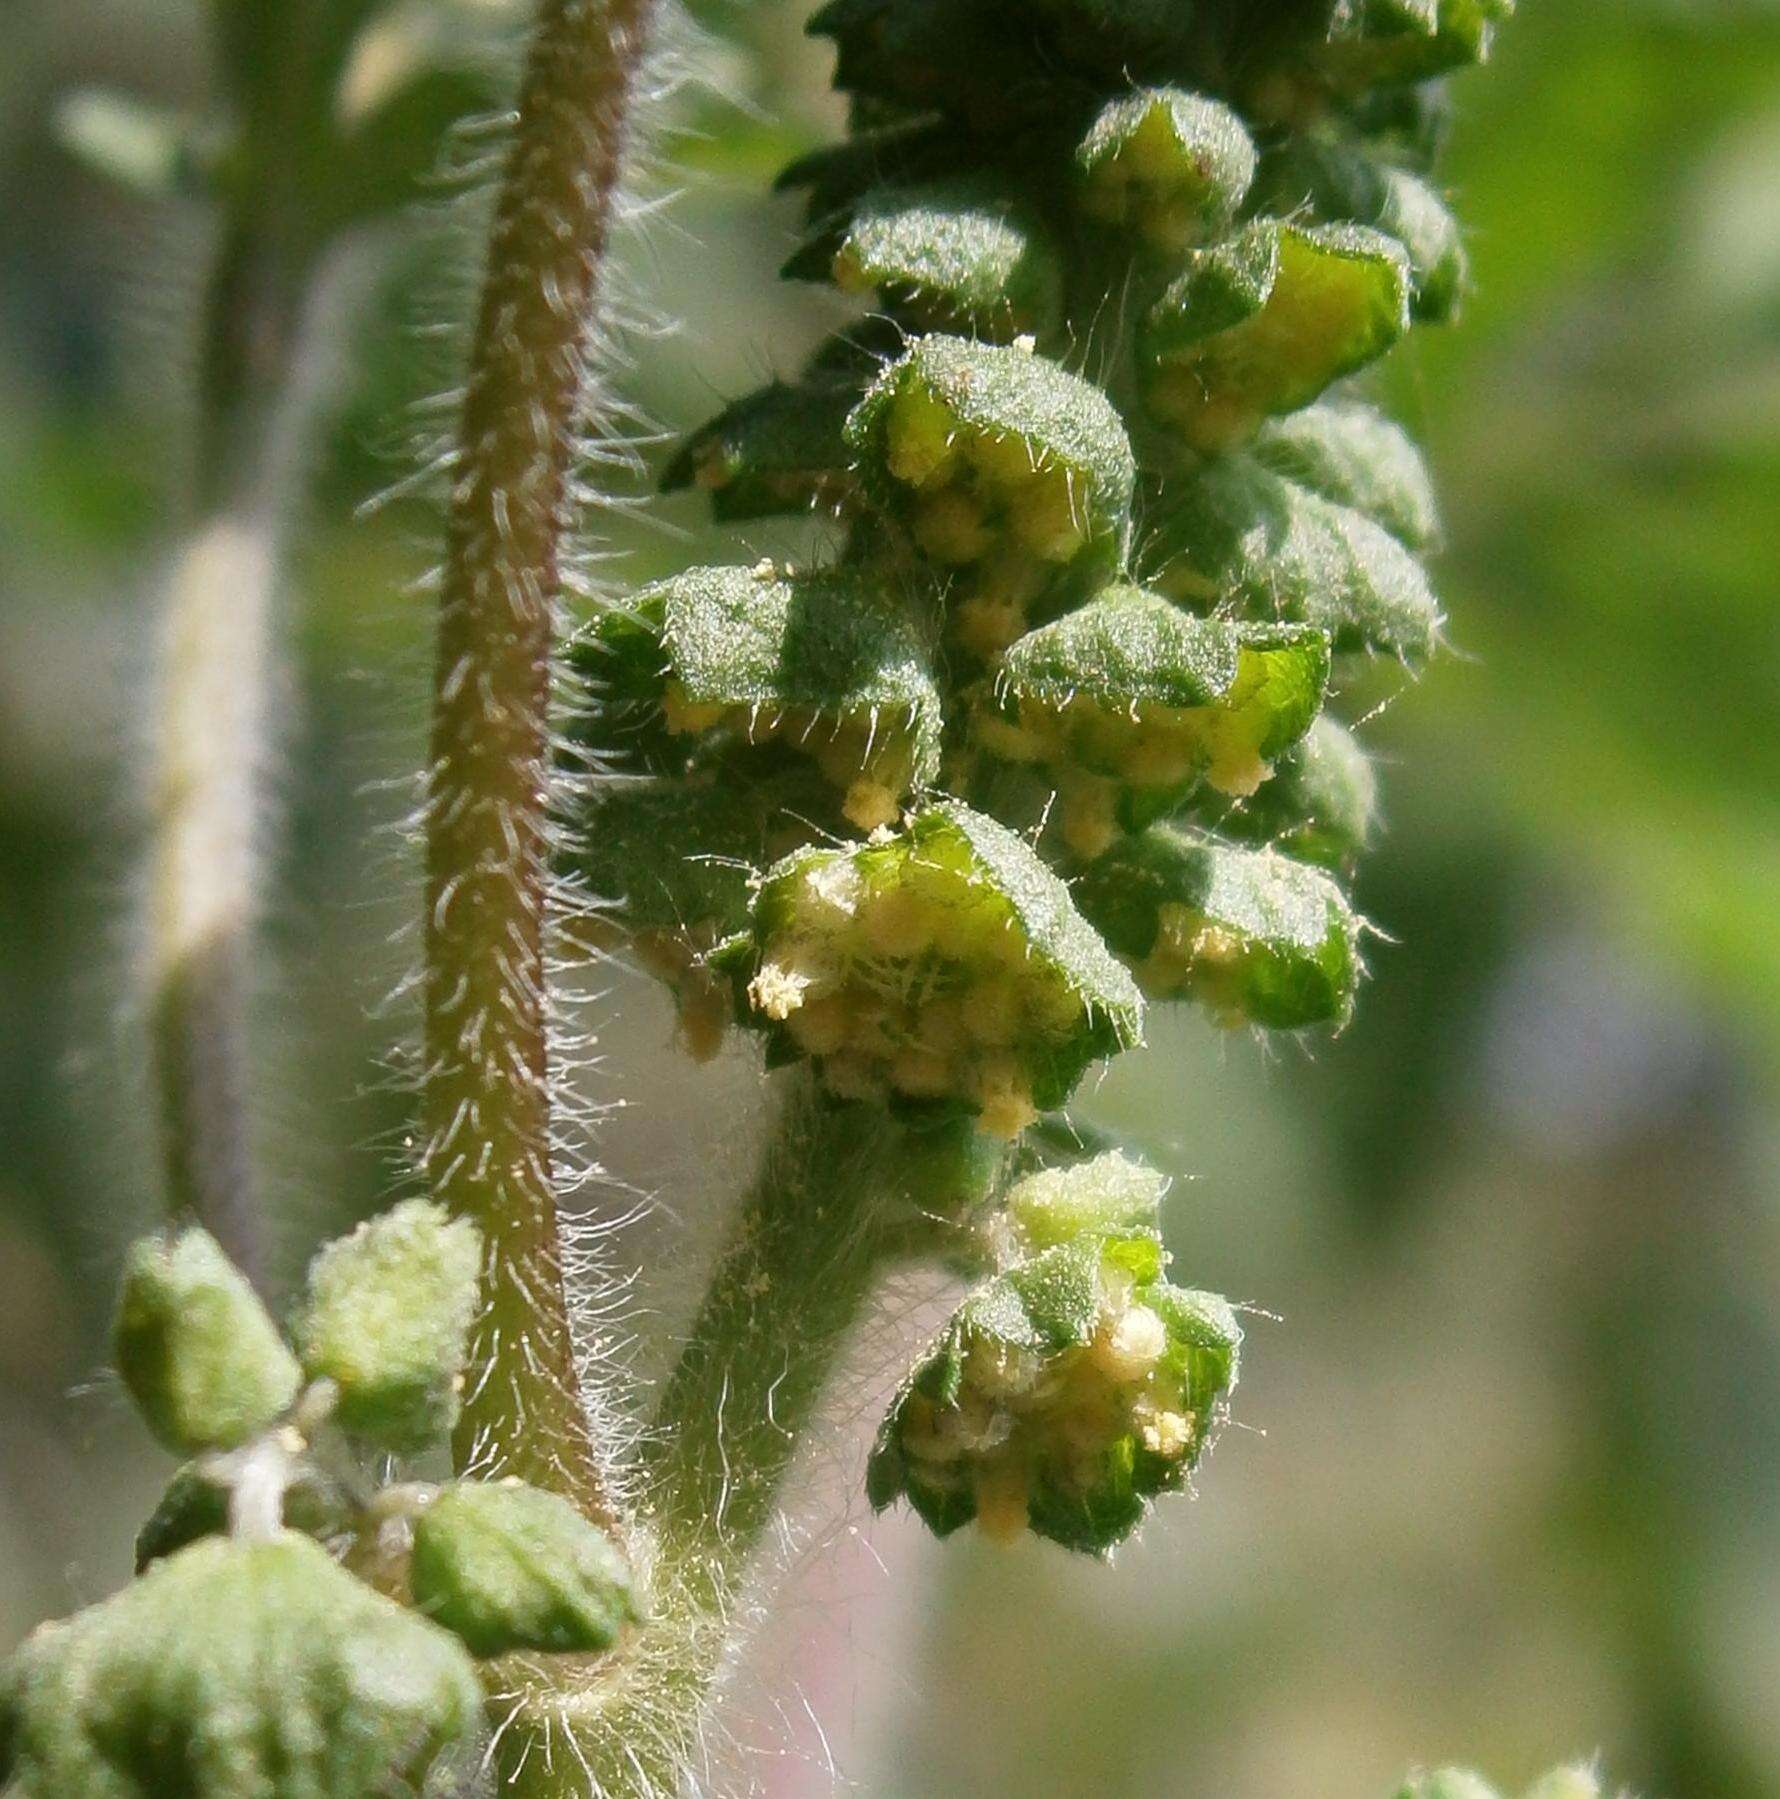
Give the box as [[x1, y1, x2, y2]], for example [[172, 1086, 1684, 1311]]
[[1140, 219, 1411, 454], [727, 800, 1141, 1136], [113, 1226, 301, 1456], [845, 334, 1136, 659], [1181, 713, 1378, 874], [980, 585, 1329, 854], [1075, 88, 1256, 257], [869, 1224, 1240, 1553], [796, 175, 1063, 343], [1003, 1150, 1166, 1253], [1252, 400, 1441, 551], [410, 1478, 639, 1659], [293, 1200, 481, 1453], [1150, 455, 1442, 661], [1396, 1777, 1502, 1799], [576, 562, 943, 832], [0, 1535, 480, 1798], [1077, 827, 1362, 1029]]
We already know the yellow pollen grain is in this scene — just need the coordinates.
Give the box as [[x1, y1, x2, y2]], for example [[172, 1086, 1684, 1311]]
[[914, 490, 995, 565], [859, 884, 933, 958], [843, 777, 902, 832], [1092, 1304, 1168, 1381], [972, 1462, 1031, 1543]]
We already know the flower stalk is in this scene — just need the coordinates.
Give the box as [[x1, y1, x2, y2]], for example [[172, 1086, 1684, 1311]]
[[422, 0, 655, 1529]]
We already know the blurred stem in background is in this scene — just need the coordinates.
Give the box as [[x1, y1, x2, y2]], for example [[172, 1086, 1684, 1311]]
[[144, 0, 333, 1283]]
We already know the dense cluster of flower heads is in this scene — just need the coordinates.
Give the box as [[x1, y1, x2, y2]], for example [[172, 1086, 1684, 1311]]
[[568, 0, 1508, 1555]]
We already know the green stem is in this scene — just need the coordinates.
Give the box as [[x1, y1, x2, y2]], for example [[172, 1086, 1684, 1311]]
[[491, 1076, 903, 1798], [423, 0, 655, 1522]]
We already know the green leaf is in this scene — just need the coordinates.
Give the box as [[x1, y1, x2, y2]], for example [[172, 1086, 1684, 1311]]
[[410, 1479, 639, 1659], [574, 563, 944, 830], [293, 1200, 481, 1454], [846, 334, 1137, 658], [661, 379, 860, 521], [113, 1227, 301, 1456], [792, 175, 1063, 343], [1139, 219, 1411, 453], [1179, 713, 1379, 872], [1148, 455, 1442, 660], [1075, 826, 1362, 1028], [734, 800, 1142, 1135], [1075, 87, 1256, 256], [1, 1535, 479, 1799], [979, 585, 1330, 854], [1251, 400, 1440, 550], [1258, 135, 1467, 322], [869, 1225, 1240, 1553]]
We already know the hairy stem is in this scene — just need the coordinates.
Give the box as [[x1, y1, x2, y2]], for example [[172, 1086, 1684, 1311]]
[[495, 1075, 901, 1797], [422, 0, 654, 1521]]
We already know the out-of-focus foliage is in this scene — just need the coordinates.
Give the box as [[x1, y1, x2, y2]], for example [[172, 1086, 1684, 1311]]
[[1, 1, 1779, 1797]]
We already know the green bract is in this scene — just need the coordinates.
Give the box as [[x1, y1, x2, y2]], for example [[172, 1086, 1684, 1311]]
[[730, 801, 1141, 1136], [976, 585, 1329, 856], [845, 334, 1137, 659], [1075, 88, 1256, 256], [660, 379, 857, 521], [293, 1199, 481, 1453], [1140, 218, 1411, 453], [113, 1226, 301, 1456], [411, 1478, 639, 1659], [1003, 1150, 1167, 1254], [795, 176, 1063, 343], [1150, 455, 1442, 660], [576, 562, 943, 832], [868, 1219, 1239, 1553], [1182, 713, 1379, 873], [0, 1535, 480, 1799], [1076, 827, 1362, 1028], [1259, 135, 1467, 322], [1251, 400, 1441, 551]]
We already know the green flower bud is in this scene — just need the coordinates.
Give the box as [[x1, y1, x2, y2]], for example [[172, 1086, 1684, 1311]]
[[1318, 1, 1514, 90], [1139, 219, 1411, 453], [792, 176, 1063, 343], [410, 1478, 639, 1659], [728, 800, 1142, 1136], [1076, 827, 1362, 1029], [0, 1535, 480, 1798], [978, 584, 1329, 856], [1251, 399, 1440, 550], [576, 563, 943, 832], [845, 334, 1137, 659], [294, 1200, 481, 1454], [113, 1226, 301, 1456], [1259, 135, 1467, 322], [869, 1226, 1240, 1553], [1149, 455, 1442, 660], [661, 378, 859, 521], [1003, 1150, 1166, 1253], [134, 1459, 347, 1574], [1181, 713, 1379, 873], [1075, 88, 1256, 257]]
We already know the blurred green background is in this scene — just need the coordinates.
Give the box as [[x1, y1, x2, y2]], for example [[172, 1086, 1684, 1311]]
[[4, 2, 1780, 1795]]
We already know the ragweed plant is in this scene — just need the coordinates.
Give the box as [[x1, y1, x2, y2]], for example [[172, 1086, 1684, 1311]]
[[0, 2, 1553, 1797]]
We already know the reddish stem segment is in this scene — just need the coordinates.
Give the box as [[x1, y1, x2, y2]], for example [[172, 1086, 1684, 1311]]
[[424, 0, 654, 1528]]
